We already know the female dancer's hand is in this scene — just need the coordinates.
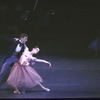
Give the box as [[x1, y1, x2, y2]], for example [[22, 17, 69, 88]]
[[48, 62, 52, 68]]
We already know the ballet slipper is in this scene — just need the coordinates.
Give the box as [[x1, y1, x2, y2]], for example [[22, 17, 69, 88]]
[[14, 90, 21, 94], [43, 87, 50, 92], [14, 90, 18, 94], [17, 91, 21, 94]]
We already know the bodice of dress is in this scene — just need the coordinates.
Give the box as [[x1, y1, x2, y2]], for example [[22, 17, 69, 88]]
[[19, 47, 36, 66], [21, 55, 30, 66]]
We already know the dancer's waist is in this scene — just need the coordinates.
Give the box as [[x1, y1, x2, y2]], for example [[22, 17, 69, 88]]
[[22, 61, 30, 66]]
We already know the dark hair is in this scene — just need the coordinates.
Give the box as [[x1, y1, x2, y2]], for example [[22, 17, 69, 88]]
[[33, 46, 40, 52], [30, 45, 38, 51], [19, 33, 28, 39], [34, 46, 38, 48]]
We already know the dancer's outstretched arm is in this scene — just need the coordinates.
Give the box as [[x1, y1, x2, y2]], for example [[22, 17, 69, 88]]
[[33, 58, 51, 68], [13, 38, 19, 41], [0, 34, 16, 42]]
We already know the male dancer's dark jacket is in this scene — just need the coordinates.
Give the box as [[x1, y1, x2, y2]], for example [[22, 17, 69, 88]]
[[7, 40, 25, 59], [1, 35, 25, 59]]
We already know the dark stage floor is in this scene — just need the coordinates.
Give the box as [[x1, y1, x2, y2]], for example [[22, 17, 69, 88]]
[[0, 53, 100, 99]]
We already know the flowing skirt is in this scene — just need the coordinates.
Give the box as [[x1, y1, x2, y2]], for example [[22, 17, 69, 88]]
[[7, 61, 43, 89]]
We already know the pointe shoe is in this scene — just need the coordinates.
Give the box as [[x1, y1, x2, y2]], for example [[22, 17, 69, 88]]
[[14, 90, 21, 94], [17, 91, 21, 94], [43, 87, 50, 92]]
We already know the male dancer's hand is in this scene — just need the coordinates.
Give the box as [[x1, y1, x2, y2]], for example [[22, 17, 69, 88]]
[[13, 38, 19, 41]]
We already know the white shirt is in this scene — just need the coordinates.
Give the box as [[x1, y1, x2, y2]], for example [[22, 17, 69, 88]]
[[15, 44, 22, 52], [15, 40, 26, 53]]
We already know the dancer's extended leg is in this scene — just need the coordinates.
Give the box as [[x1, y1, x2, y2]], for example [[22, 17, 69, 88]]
[[13, 86, 21, 94], [38, 82, 50, 91]]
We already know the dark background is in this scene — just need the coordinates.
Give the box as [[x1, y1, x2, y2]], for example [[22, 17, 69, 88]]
[[0, 0, 100, 57]]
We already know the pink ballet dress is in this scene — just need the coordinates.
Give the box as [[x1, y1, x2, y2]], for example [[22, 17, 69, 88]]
[[7, 53, 43, 89]]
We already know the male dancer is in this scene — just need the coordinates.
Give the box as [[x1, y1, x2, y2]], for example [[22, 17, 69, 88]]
[[0, 33, 28, 94]]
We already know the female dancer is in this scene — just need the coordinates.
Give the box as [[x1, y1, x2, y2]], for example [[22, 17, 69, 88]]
[[7, 46, 51, 94]]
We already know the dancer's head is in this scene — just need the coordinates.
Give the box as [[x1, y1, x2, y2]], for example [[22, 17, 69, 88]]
[[31, 46, 40, 54], [19, 33, 28, 44]]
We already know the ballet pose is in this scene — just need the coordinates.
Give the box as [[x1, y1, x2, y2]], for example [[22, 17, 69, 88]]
[[7, 46, 52, 94]]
